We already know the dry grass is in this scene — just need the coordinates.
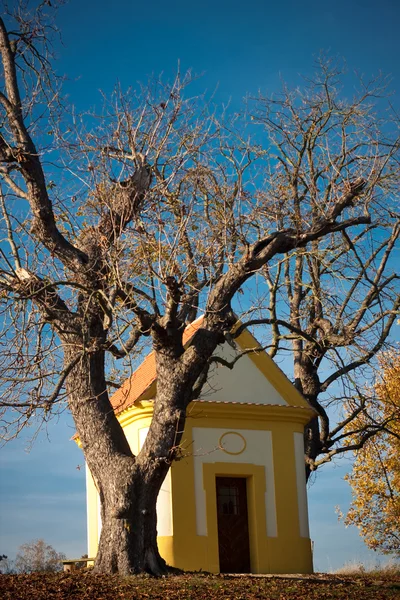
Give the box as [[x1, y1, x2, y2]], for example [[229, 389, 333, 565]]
[[1, 571, 400, 600], [333, 559, 400, 578]]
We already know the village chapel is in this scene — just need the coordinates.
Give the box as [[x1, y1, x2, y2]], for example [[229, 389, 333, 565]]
[[81, 317, 314, 574]]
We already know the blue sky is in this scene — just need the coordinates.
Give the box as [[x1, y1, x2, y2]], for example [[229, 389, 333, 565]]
[[54, 0, 400, 110], [1, 0, 400, 571]]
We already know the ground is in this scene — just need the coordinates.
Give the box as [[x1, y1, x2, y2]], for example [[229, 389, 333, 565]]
[[0, 572, 399, 599]]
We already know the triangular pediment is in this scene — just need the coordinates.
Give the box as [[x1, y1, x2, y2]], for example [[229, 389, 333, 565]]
[[199, 327, 310, 408]]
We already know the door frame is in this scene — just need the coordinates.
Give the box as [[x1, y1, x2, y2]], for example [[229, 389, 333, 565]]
[[202, 462, 268, 573]]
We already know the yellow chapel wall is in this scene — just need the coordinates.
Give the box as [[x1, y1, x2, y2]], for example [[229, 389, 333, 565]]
[[168, 405, 313, 574]]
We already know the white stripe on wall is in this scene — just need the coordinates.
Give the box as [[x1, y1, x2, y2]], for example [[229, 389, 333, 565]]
[[85, 464, 92, 554], [293, 431, 310, 538], [192, 427, 278, 537]]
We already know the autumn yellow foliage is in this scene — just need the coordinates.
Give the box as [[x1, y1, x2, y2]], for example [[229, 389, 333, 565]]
[[343, 352, 400, 553]]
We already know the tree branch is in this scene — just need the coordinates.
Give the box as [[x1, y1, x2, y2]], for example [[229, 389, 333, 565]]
[[233, 317, 321, 348], [0, 17, 87, 270]]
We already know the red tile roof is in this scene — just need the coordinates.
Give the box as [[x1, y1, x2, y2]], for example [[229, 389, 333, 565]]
[[110, 316, 204, 414]]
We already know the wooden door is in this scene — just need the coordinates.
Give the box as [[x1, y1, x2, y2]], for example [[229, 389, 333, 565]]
[[216, 476, 251, 573]]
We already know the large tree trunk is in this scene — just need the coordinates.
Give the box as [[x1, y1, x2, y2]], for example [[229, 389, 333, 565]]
[[63, 336, 191, 575], [63, 342, 168, 574], [94, 471, 168, 575]]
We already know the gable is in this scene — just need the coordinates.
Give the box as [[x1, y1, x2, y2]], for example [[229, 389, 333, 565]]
[[233, 328, 311, 409], [200, 341, 288, 405], [110, 316, 311, 413]]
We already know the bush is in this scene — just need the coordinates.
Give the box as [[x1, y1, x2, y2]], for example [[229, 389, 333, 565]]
[[14, 539, 65, 574], [0, 554, 14, 574]]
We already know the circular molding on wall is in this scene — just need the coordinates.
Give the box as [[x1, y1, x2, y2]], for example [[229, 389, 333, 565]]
[[219, 431, 247, 455]]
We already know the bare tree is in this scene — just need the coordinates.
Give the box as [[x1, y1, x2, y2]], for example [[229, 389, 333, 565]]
[[0, 4, 398, 575], [14, 539, 65, 573], [234, 62, 400, 478]]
